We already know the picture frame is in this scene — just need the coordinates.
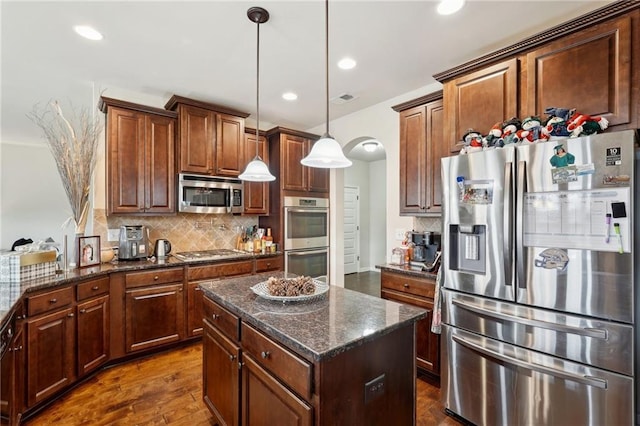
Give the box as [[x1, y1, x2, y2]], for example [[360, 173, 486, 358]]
[[78, 235, 101, 268]]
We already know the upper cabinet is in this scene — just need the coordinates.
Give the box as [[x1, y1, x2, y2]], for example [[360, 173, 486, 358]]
[[267, 127, 329, 197], [165, 95, 249, 178], [394, 92, 445, 216], [243, 129, 269, 215], [435, 3, 639, 148], [100, 97, 177, 215]]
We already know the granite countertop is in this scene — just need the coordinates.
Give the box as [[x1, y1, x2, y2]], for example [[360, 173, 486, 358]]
[[376, 263, 439, 280], [198, 272, 427, 363], [0, 251, 282, 324]]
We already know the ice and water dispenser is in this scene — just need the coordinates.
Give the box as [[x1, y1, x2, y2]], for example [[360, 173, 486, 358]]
[[448, 224, 486, 274]]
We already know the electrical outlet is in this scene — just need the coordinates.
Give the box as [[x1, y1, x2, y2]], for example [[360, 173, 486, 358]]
[[395, 229, 406, 241], [107, 228, 120, 242], [364, 374, 385, 404]]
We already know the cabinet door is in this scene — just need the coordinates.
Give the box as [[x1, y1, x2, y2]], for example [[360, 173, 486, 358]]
[[241, 354, 312, 426], [125, 283, 184, 353], [12, 324, 25, 424], [107, 107, 146, 214], [216, 113, 245, 177], [281, 134, 308, 192], [443, 58, 518, 153], [77, 295, 110, 376], [178, 104, 215, 174], [426, 99, 445, 214], [145, 114, 176, 213], [525, 15, 633, 128], [243, 132, 269, 215], [307, 140, 330, 194], [187, 282, 204, 337], [203, 320, 240, 426], [26, 307, 75, 407], [399, 105, 427, 215]]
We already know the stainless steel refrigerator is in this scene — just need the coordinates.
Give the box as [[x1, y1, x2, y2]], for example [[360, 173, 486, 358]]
[[441, 130, 638, 426]]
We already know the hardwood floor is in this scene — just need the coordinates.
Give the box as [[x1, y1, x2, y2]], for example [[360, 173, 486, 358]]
[[23, 341, 460, 425]]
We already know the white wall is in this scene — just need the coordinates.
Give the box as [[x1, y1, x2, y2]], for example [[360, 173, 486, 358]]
[[368, 159, 387, 267], [308, 81, 442, 267]]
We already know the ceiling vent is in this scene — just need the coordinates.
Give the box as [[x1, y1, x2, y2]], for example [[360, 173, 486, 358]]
[[330, 93, 357, 105]]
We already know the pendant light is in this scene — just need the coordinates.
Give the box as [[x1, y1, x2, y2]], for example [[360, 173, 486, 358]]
[[300, 0, 352, 169], [239, 7, 276, 182]]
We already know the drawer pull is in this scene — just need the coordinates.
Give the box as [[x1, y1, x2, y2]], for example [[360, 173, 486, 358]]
[[212, 314, 220, 320], [266, 262, 271, 267], [14, 345, 23, 352], [403, 283, 409, 288], [229, 354, 236, 361], [261, 351, 270, 359], [80, 309, 87, 314], [92, 286, 99, 291], [194, 287, 201, 291], [67, 313, 74, 318], [154, 276, 159, 281], [50, 298, 58, 304]]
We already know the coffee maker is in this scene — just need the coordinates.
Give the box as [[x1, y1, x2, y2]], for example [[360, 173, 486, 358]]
[[118, 225, 150, 260], [410, 231, 441, 271]]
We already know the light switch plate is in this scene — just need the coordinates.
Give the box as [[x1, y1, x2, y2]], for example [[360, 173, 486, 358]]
[[107, 228, 120, 242], [395, 229, 405, 241]]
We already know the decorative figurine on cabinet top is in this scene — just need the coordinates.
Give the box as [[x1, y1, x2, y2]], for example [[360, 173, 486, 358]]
[[566, 111, 609, 137], [517, 116, 548, 144], [460, 129, 484, 154]]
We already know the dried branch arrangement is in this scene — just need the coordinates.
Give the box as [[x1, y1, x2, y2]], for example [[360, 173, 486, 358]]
[[27, 100, 102, 233]]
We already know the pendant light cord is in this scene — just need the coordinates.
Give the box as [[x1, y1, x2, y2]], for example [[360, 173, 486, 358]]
[[324, 0, 329, 137], [255, 17, 261, 158]]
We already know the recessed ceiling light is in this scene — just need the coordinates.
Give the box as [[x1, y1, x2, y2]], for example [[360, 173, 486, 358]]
[[338, 57, 356, 70], [437, 0, 465, 15], [74, 25, 103, 41], [282, 92, 298, 101]]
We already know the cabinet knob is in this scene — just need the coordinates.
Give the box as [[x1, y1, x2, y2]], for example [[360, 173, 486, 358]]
[[266, 262, 271, 267], [261, 351, 270, 359], [154, 276, 159, 281], [80, 309, 87, 314], [212, 314, 219, 320], [92, 286, 99, 291], [229, 354, 236, 361], [403, 283, 410, 288], [194, 287, 201, 292], [50, 298, 58, 304], [67, 313, 74, 318], [14, 345, 23, 352]]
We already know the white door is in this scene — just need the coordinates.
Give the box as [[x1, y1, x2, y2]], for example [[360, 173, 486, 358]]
[[343, 186, 360, 274]]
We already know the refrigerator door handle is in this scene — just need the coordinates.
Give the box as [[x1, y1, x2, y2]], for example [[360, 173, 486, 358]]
[[452, 298, 609, 339], [516, 160, 526, 289], [503, 161, 513, 286], [451, 333, 608, 389]]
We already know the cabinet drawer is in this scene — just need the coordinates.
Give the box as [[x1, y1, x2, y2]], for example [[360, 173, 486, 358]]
[[255, 256, 283, 272], [381, 271, 435, 299], [203, 296, 240, 341], [188, 260, 253, 281], [27, 286, 74, 317], [77, 276, 110, 301], [241, 322, 312, 400], [125, 268, 184, 289]]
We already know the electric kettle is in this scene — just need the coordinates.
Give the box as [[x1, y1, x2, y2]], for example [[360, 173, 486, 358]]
[[154, 239, 172, 258]]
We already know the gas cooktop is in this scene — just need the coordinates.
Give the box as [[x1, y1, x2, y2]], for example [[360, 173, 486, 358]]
[[174, 249, 247, 262]]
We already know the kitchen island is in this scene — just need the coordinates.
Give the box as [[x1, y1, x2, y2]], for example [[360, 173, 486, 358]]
[[199, 272, 427, 425]]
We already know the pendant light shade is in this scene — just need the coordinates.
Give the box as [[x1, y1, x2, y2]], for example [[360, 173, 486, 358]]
[[300, 0, 352, 169], [240, 7, 276, 182]]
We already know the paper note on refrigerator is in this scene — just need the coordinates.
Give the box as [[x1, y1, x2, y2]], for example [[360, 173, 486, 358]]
[[523, 188, 630, 252]]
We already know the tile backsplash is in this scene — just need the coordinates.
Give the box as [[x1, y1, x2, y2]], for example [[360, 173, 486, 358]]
[[413, 216, 442, 233], [93, 209, 258, 253]]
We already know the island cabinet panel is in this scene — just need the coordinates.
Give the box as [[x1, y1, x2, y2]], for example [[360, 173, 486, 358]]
[[76, 295, 110, 377], [381, 270, 440, 384], [242, 354, 313, 426], [101, 98, 177, 215], [202, 295, 240, 342], [124, 283, 184, 353], [26, 307, 76, 407], [188, 260, 254, 282], [443, 58, 519, 153], [243, 131, 270, 215], [186, 282, 204, 337], [524, 14, 633, 126], [202, 320, 240, 426]]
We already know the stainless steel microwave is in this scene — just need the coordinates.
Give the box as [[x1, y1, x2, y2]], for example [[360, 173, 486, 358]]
[[178, 173, 243, 214]]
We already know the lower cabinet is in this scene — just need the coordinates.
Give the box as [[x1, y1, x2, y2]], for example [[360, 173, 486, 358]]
[[125, 283, 184, 353], [187, 282, 204, 337], [77, 295, 110, 376], [381, 270, 440, 383]]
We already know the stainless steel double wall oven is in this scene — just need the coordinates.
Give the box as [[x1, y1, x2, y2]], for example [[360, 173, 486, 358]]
[[283, 196, 329, 281]]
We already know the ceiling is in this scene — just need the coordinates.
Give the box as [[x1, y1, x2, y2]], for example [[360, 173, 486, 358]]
[[1, 0, 614, 155]]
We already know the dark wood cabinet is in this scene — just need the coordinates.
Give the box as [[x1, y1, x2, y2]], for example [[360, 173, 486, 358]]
[[381, 270, 440, 384], [26, 307, 75, 407], [100, 97, 177, 215], [187, 281, 204, 337], [165, 95, 249, 178], [442, 59, 518, 153], [436, 5, 639, 147], [243, 129, 270, 215], [395, 93, 445, 216], [76, 295, 109, 376], [11, 321, 26, 424]]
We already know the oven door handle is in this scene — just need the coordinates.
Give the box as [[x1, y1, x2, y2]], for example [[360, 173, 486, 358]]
[[452, 333, 608, 389], [285, 208, 327, 214], [287, 249, 328, 256]]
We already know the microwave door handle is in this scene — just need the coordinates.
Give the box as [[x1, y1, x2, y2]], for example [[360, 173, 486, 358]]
[[226, 187, 232, 213]]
